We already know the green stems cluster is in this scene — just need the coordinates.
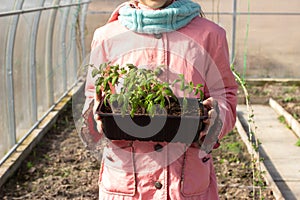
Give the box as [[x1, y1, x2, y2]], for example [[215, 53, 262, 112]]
[[90, 63, 203, 117]]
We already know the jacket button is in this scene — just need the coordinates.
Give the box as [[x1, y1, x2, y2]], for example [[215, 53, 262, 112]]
[[154, 181, 163, 189], [154, 143, 163, 152], [153, 33, 162, 39]]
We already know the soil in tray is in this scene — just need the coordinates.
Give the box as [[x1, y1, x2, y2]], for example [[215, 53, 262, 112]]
[[97, 97, 208, 143], [99, 97, 208, 117]]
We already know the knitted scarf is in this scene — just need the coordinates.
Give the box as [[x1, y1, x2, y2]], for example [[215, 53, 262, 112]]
[[116, 0, 201, 34]]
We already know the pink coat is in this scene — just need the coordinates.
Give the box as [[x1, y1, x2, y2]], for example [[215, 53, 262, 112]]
[[83, 2, 238, 199]]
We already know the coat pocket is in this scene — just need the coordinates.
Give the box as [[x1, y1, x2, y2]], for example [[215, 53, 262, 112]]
[[99, 146, 136, 196], [181, 147, 211, 197]]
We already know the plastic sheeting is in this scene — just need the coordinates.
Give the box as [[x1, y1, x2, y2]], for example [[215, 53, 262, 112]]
[[0, 0, 90, 161]]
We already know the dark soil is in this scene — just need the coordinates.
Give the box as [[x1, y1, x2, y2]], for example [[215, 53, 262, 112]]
[[99, 97, 208, 117], [213, 131, 275, 200], [0, 103, 100, 200], [0, 100, 275, 199]]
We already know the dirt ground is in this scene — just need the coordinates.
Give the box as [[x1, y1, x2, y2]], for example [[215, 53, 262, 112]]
[[0, 99, 276, 200]]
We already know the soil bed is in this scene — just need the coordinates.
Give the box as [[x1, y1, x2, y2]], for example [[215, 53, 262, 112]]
[[0, 101, 275, 199], [238, 81, 300, 123]]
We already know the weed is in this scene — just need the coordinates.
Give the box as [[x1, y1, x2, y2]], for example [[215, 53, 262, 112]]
[[295, 139, 300, 147], [283, 85, 297, 94], [219, 158, 225, 164], [26, 161, 33, 169], [43, 154, 51, 160], [278, 115, 291, 129], [278, 115, 285, 124], [283, 96, 295, 103], [225, 142, 242, 154], [293, 113, 299, 120]]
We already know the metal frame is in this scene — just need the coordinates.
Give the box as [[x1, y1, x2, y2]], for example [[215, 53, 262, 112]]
[[45, 0, 59, 107], [71, 0, 83, 83], [29, 0, 46, 124], [5, 0, 25, 149], [0, 1, 91, 17], [231, 0, 237, 64], [60, 0, 72, 92], [80, 2, 89, 60]]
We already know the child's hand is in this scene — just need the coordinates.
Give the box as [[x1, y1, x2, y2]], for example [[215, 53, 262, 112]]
[[93, 92, 104, 134], [200, 97, 218, 137], [94, 113, 104, 134], [198, 97, 222, 156]]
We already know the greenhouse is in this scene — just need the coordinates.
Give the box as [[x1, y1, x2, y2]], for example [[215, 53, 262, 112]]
[[0, 0, 300, 199]]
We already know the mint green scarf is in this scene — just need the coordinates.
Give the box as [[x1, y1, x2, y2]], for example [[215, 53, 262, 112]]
[[118, 0, 201, 34]]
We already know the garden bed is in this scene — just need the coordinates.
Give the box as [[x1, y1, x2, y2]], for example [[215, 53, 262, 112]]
[[0, 101, 275, 199], [238, 80, 300, 124]]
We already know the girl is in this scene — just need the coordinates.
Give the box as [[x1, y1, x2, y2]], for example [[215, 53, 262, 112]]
[[82, 0, 238, 199]]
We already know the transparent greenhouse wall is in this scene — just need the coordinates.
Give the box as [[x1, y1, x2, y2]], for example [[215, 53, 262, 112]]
[[234, 14, 300, 78], [87, 0, 300, 79], [0, 0, 17, 159], [0, 0, 90, 161], [14, 3, 42, 140], [36, 6, 51, 119], [198, 0, 300, 78]]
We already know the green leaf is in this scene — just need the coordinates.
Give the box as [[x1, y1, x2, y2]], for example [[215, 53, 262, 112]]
[[95, 77, 104, 86], [178, 74, 184, 79], [103, 79, 109, 91], [121, 69, 127, 74], [172, 79, 180, 86], [111, 76, 118, 86], [199, 90, 204, 99], [117, 94, 124, 105], [154, 67, 163, 76], [147, 102, 155, 116], [110, 94, 118, 102], [164, 88, 173, 96], [103, 95, 109, 106], [154, 96, 161, 103], [184, 85, 190, 91], [126, 63, 135, 69], [92, 69, 99, 78], [187, 85, 193, 93], [160, 100, 165, 109], [146, 94, 154, 100], [196, 83, 203, 88], [194, 88, 198, 95], [180, 81, 185, 91], [96, 85, 101, 94], [138, 90, 146, 97], [156, 92, 164, 99]]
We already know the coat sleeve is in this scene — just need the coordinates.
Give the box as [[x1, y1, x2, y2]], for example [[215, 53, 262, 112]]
[[83, 28, 108, 114], [204, 28, 238, 139], [80, 28, 108, 151]]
